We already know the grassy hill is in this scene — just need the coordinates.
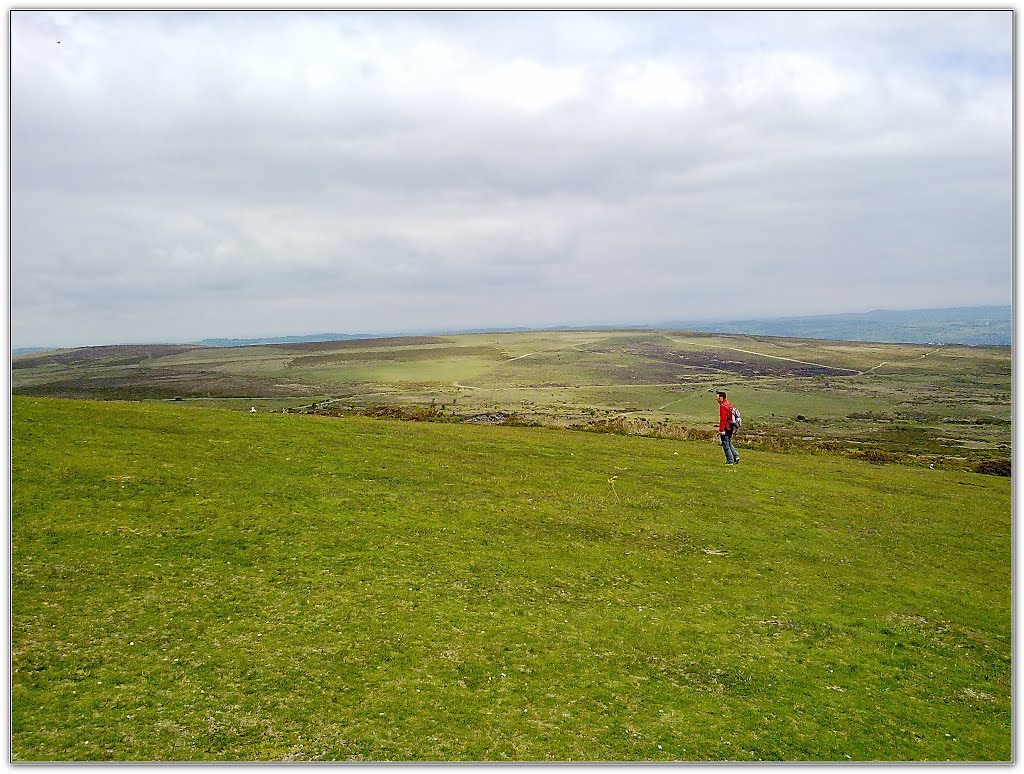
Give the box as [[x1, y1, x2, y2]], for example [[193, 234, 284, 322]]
[[11, 396, 1011, 761]]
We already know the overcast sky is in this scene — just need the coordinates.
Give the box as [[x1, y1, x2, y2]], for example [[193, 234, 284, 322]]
[[10, 10, 1012, 349]]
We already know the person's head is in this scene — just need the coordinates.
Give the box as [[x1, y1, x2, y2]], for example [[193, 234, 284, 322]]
[[716, 391, 727, 403]]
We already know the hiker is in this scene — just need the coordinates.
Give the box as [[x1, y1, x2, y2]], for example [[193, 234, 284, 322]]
[[716, 391, 740, 465]]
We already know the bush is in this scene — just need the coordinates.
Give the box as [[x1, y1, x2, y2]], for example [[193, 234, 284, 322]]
[[976, 459, 1011, 477], [579, 416, 714, 442], [362, 403, 449, 422], [856, 449, 901, 465]]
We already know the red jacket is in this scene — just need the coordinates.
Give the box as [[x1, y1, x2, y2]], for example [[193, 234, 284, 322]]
[[719, 400, 735, 433]]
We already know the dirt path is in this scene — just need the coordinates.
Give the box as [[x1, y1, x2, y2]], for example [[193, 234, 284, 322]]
[[502, 337, 608, 363], [292, 392, 396, 410], [657, 396, 689, 411], [451, 337, 609, 389], [674, 338, 861, 374], [855, 346, 945, 376]]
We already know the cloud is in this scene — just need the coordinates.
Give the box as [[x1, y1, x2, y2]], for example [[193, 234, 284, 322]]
[[9, 9, 1012, 347]]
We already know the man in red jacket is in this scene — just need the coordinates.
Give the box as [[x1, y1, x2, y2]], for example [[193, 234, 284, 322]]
[[716, 391, 740, 465]]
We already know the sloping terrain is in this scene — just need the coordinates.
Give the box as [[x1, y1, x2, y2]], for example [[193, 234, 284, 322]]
[[11, 397, 1011, 761]]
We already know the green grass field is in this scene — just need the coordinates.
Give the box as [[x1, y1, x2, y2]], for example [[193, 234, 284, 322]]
[[11, 396, 1010, 761]]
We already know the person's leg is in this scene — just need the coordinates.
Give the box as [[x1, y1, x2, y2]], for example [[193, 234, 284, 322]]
[[720, 431, 735, 463], [723, 430, 739, 464]]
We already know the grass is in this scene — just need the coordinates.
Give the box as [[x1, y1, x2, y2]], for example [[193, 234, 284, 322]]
[[11, 396, 1011, 761]]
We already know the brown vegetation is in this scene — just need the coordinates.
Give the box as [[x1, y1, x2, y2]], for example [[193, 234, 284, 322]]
[[12, 344, 200, 370]]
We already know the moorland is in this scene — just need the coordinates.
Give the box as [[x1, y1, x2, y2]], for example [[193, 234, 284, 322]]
[[11, 329, 1012, 473]]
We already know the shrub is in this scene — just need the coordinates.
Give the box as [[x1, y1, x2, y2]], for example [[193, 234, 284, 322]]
[[362, 403, 449, 422], [976, 459, 1011, 477], [856, 449, 901, 465]]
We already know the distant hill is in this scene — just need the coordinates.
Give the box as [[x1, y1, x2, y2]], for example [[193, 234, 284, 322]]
[[664, 305, 1011, 346], [15, 305, 1012, 353], [195, 332, 379, 347]]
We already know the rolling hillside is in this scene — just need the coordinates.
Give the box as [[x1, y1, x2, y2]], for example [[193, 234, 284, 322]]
[[11, 329, 1011, 473], [11, 397, 1012, 761]]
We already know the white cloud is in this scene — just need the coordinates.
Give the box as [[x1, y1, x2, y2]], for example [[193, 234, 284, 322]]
[[462, 60, 586, 113], [608, 59, 704, 111]]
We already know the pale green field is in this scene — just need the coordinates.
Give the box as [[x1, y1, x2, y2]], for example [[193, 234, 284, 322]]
[[289, 356, 501, 389]]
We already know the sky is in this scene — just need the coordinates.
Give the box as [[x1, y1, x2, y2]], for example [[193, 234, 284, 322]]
[[9, 9, 1013, 349]]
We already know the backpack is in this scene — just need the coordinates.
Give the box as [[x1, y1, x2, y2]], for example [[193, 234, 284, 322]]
[[730, 405, 742, 431]]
